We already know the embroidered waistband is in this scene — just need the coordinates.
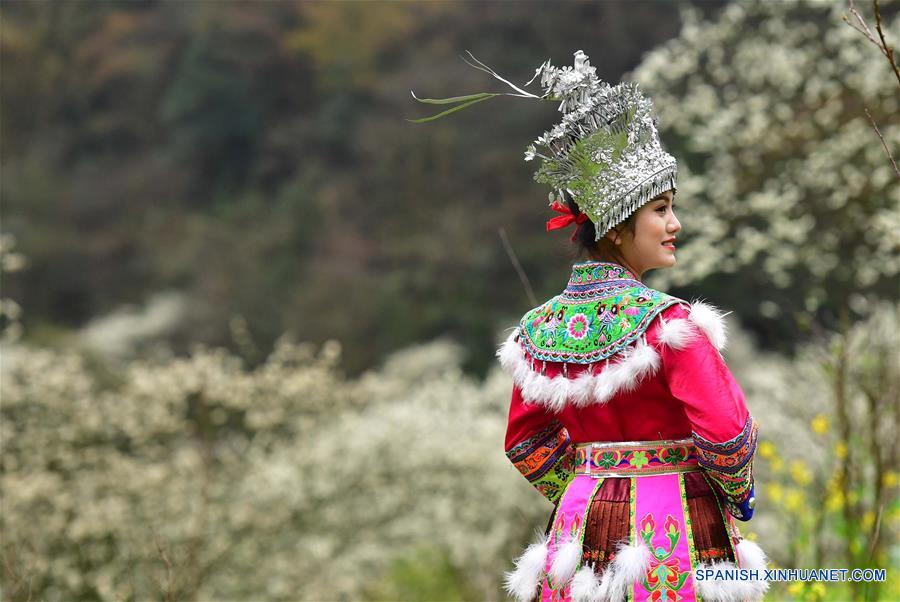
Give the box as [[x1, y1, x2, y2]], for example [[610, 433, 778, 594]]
[[574, 438, 700, 478]]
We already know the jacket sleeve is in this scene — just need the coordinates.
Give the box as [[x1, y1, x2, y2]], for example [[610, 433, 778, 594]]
[[656, 302, 758, 520], [504, 383, 576, 505]]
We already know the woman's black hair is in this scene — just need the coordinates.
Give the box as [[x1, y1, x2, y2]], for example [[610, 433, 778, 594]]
[[562, 190, 597, 254], [561, 190, 636, 261]]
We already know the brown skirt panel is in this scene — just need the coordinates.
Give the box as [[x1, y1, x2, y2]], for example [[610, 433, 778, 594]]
[[547, 472, 735, 572]]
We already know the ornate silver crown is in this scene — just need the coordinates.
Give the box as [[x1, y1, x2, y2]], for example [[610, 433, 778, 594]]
[[411, 50, 677, 238]]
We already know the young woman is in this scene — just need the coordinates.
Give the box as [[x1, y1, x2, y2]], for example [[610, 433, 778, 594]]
[[413, 50, 766, 602], [498, 187, 767, 602]]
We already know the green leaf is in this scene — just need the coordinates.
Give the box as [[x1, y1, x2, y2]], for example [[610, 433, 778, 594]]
[[409, 90, 497, 105], [611, 130, 629, 160], [406, 94, 497, 123]]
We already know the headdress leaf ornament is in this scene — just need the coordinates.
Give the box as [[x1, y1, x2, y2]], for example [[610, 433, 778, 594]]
[[410, 50, 677, 238]]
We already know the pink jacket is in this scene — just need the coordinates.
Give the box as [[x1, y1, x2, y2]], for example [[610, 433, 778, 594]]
[[499, 262, 758, 520]]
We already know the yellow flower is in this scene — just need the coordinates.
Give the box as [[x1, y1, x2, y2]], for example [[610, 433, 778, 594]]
[[745, 531, 758, 541], [758, 440, 777, 460], [785, 488, 805, 512], [770, 456, 785, 473], [825, 490, 844, 512], [862, 511, 875, 531], [809, 582, 826, 599], [826, 471, 841, 492], [788, 582, 805, 597], [767, 482, 784, 504], [883, 471, 898, 488], [834, 442, 848, 459], [790, 460, 812, 486], [810, 414, 829, 435]]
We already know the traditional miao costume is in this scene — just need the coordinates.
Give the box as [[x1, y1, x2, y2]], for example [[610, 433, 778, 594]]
[[498, 261, 766, 602], [411, 50, 768, 602]]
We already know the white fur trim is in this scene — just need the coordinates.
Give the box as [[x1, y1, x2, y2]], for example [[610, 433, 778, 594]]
[[736, 539, 770, 599], [696, 561, 769, 602], [592, 359, 627, 403], [497, 333, 661, 410], [593, 341, 660, 403], [520, 371, 546, 404], [513, 355, 532, 387], [619, 340, 661, 390], [570, 564, 601, 602], [696, 540, 769, 602], [595, 567, 614, 601], [736, 538, 768, 570], [545, 374, 570, 413], [568, 369, 596, 408], [518, 369, 535, 399], [550, 535, 583, 585], [496, 328, 522, 373], [600, 539, 652, 602], [503, 532, 549, 602], [695, 561, 737, 602], [688, 300, 728, 351], [657, 316, 697, 350]]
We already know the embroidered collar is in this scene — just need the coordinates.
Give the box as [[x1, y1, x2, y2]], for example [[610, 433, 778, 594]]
[[518, 261, 680, 364], [564, 261, 641, 297]]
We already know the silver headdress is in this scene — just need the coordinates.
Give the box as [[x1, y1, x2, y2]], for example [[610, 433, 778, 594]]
[[410, 50, 677, 238]]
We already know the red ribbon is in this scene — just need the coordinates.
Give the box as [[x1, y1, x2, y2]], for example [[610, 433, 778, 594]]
[[546, 200, 589, 241]]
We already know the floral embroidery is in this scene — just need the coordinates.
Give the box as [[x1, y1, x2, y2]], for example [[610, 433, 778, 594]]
[[507, 420, 576, 504], [640, 512, 690, 601], [518, 261, 681, 364], [566, 313, 590, 340], [597, 451, 618, 469], [574, 440, 700, 476], [533, 456, 577, 504], [630, 450, 650, 469], [693, 415, 758, 506], [662, 446, 688, 466], [544, 478, 603, 599]]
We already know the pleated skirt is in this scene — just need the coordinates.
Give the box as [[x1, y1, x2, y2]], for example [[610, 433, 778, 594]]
[[531, 472, 749, 602]]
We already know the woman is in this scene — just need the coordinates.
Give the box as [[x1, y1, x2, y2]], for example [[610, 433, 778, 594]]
[[499, 190, 766, 602], [413, 50, 766, 602]]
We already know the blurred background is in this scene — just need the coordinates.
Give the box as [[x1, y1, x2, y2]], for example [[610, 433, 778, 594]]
[[1, 1, 898, 600]]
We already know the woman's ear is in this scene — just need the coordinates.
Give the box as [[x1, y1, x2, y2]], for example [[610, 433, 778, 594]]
[[605, 227, 622, 245]]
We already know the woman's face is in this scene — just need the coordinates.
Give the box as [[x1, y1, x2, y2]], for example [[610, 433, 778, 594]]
[[606, 190, 680, 277]]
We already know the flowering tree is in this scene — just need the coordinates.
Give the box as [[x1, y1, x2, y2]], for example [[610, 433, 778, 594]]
[[631, 1, 899, 328], [3, 4, 899, 601], [0, 234, 26, 343], [1, 331, 548, 600], [4, 311, 897, 601]]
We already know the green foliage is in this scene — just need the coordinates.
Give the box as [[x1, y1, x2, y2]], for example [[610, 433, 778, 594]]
[[365, 545, 481, 601], [0, 1, 692, 376], [407, 92, 500, 123], [3, 0, 896, 380], [725, 302, 899, 602]]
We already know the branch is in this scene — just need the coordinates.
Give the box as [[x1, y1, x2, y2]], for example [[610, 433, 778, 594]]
[[498, 227, 537, 307], [844, 0, 900, 86], [153, 534, 176, 602], [864, 107, 900, 179], [845, 0, 882, 49], [874, 0, 900, 86], [867, 502, 885, 564]]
